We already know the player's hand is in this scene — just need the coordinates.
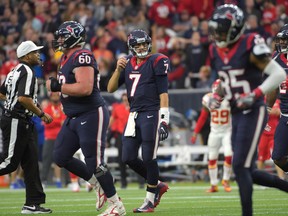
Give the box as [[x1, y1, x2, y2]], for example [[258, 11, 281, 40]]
[[236, 92, 255, 109], [40, 113, 53, 124], [190, 132, 197, 144], [116, 57, 127, 73], [159, 122, 169, 141], [207, 93, 223, 109], [49, 77, 62, 92], [236, 88, 263, 109]]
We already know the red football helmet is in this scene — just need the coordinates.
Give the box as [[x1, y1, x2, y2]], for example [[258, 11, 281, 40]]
[[212, 79, 221, 93]]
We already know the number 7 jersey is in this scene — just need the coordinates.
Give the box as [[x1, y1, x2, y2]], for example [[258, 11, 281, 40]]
[[118, 53, 170, 112]]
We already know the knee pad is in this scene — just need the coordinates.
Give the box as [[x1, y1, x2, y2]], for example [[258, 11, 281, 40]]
[[95, 163, 108, 177], [274, 157, 288, 172]]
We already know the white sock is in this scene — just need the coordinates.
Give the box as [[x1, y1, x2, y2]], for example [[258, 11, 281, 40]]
[[146, 192, 155, 204], [209, 167, 218, 185], [87, 174, 97, 185], [108, 194, 119, 203]]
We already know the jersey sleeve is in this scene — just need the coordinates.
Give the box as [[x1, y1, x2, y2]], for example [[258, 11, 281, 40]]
[[18, 66, 35, 97], [72, 50, 96, 68], [153, 54, 171, 76], [247, 34, 271, 57]]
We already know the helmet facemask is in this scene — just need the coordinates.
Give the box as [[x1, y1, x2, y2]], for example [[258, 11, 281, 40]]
[[127, 29, 152, 58], [52, 21, 86, 51], [209, 4, 245, 48], [275, 30, 288, 53]]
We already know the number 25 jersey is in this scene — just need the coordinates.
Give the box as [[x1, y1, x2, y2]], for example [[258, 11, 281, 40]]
[[209, 33, 265, 113]]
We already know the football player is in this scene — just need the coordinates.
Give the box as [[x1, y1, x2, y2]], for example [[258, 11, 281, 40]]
[[46, 21, 126, 216], [107, 29, 169, 213], [208, 4, 288, 216], [271, 26, 288, 173], [191, 79, 233, 193]]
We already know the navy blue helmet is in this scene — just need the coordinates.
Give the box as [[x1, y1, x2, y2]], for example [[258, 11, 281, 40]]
[[127, 29, 152, 58], [52, 21, 86, 51], [209, 4, 245, 48], [275, 29, 288, 53]]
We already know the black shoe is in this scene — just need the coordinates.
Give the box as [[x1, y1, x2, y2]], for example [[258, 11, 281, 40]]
[[21, 204, 52, 214]]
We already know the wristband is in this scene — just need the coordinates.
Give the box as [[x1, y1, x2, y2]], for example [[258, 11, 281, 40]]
[[160, 107, 170, 125], [38, 112, 45, 118]]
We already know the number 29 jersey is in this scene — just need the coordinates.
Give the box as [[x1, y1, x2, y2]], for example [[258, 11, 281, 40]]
[[203, 93, 231, 133], [209, 33, 266, 113], [58, 49, 105, 117], [118, 53, 170, 112]]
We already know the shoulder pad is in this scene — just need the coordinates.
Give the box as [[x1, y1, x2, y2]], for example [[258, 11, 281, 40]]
[[202, 93, 212, 108]]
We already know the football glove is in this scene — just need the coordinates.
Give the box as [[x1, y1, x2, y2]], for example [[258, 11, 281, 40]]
[[236, 88, 263, 109], [49, 77, 62, 92], [207, 93, 223, 109], [159, 122, 169, 141], [190, 132, 197, 144]]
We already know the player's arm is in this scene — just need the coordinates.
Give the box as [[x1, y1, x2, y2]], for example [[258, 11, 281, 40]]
[[265, 88, 278, 114], [250, 37, 286, 95], [107, 57, 127, 93], [191, 105, 209, 144], [0, 80, 6, 100], [59, 66, 94, 97], [237, 40, 286, 108]]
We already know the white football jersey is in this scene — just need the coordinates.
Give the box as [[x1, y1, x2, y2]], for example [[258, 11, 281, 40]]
[[202, 93, 231, 133]]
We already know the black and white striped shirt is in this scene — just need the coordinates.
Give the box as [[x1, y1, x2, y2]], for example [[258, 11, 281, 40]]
[[0, 63, 38, 117]]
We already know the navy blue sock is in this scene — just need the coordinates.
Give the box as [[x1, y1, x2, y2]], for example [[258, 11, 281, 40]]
[[97, 170, 116, 198]]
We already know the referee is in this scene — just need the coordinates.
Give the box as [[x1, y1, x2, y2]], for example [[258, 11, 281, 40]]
[[0, 41, 53, 214]]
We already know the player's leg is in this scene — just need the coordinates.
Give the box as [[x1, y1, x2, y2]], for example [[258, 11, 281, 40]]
[[82, 107, 125, 215], [257, 134, 269, 170], [231, 106, 266, 216], [206, 132, 221, 193], [221, 130, 233, 192], [272, 116, 288, 172]]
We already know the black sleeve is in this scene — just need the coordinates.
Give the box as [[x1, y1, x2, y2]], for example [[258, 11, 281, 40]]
[[156, 75, 168, 95]]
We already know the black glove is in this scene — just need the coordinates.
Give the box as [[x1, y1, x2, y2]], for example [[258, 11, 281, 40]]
[[159, 122, 169, 141], [49, 77, 62, 92]]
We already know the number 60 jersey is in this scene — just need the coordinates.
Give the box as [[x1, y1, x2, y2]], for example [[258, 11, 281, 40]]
[[203, 93, 231, 133]]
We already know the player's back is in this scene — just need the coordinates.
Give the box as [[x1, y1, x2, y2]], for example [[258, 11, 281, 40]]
[[58, 49, 105, 117], [202, 93, 231, 133]]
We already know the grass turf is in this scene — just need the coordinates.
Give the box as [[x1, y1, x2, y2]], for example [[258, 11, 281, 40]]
[[0, 181, 288, 215]]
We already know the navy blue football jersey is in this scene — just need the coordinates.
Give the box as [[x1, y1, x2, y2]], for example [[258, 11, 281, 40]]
[[273, 52, 288, 115], [58, 49, 105, 117], [118, 53, 170, 112], [209, 33, 265, 112]]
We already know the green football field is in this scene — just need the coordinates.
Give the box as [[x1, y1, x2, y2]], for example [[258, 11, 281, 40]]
[[1, 181, 288, 216]]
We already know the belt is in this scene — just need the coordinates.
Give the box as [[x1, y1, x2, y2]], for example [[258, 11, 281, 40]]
[[3, 110, 31, 120]]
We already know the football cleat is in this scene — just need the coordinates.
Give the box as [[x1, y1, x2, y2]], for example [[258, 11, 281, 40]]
[[94, 180, 107, 211], [133, 198, 154, 213], [98, 199, 126, 216], [21, 204, 52, 214], [154, 181, 169, 208], [206, 185, 219, 193], [222, 180, 232, 192]]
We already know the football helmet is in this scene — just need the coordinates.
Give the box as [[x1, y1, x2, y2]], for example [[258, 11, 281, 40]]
[[209, 4, 245, 48], [211, 79, 221, 93], [52, 21, 86, 51], [275, 29, 288, 53], [127, 29, 152, 58]]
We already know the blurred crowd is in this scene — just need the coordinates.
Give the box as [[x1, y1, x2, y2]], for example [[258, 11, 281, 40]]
[[0, 0, 287, 97]]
